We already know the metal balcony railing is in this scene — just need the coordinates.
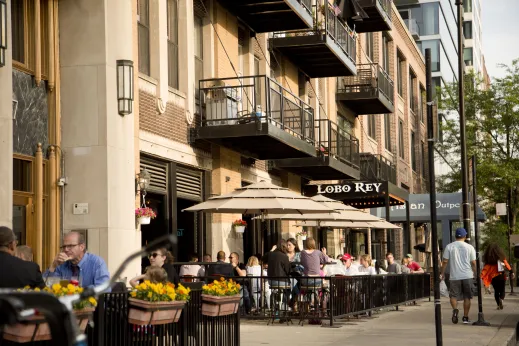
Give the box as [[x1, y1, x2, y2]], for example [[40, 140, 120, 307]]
[[359, 153, 397, 184], [337, 63, 394, 104], [199, 75, 315, 144], [404, 18, 419, 38], [273, 1, 357, 65], [316, 119, 360, 168]]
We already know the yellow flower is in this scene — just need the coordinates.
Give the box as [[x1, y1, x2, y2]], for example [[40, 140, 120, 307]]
[[34, 287, 40, 292], [52, 283, 61, 292], [147, 292, 153, 299], [130, 291, 137, 298], [88, 297, 97, 307]]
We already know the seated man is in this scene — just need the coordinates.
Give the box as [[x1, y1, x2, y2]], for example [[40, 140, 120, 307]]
[[45, 231, 109, 287], [206, 251, 234, 279]]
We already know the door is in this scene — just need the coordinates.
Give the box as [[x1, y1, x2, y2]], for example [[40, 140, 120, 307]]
[[13, 195, 33, 246]]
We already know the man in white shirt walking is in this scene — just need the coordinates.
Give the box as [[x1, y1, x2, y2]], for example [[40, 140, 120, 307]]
[[440, 228, 476, 324]]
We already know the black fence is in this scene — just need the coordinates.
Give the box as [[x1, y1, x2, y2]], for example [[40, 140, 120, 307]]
[[0, 284, 239, 346], [316, 119, 360, 168], [359, 153, 397, 185]]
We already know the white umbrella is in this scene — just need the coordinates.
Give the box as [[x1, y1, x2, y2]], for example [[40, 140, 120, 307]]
[[182, 181, 334, 215], [295, 219, 402, 229]]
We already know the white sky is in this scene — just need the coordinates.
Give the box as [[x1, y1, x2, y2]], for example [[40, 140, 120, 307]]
[[481, 0, 519, 79]]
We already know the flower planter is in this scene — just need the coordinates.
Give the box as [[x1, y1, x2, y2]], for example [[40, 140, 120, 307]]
[[2, 308, 94, 343], [234, 225, 245, 233], [138, 216, 151, 225], [299, 235, 307, 240], [128, 298, 185, 325], [201, 294, 240, 317]]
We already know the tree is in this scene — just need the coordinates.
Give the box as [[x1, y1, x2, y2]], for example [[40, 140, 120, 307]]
[[437, 60, 519, 242]]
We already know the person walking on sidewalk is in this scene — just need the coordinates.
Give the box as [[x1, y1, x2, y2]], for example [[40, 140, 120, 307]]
[[440, 228, 476, 324], [481, 243, 513, 310]]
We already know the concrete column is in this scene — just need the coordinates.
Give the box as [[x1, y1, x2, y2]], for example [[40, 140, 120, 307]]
[[0, 3, 13, 228], [59, 0, 139, 279]]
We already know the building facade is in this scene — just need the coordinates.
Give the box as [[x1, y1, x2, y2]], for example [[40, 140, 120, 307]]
[[0, 0, 429, 280]]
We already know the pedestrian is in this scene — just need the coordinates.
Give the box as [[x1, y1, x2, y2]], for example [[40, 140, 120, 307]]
[[45, 231, 109, 287], [0, 226, 45, 289], [481, 243, 513, 310], [440, 228, 476, 324]]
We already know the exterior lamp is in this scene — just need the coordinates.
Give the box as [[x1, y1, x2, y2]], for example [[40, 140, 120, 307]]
[[116, 59, 134, 116], [136, 168, 151, 194], [0, 0, 7, 67]]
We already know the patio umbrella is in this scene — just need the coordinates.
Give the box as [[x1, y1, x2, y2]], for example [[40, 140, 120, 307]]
[[182, 181, 334, 216], [295, 219, 402, 229], [256, 194, 382, 223]]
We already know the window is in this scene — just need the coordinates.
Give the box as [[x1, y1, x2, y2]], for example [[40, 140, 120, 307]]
[[418, 40, 440, 72], [338, 115, 353, 135], [397, 53, 404, 97], [298, 70, 307, 98], [368, 116, 376, 139], [382, 35, 390, 72], [464, 47, 473, 67], [384, 114, 391, 152], [365, 32, 374, 61], [421, 3, 439, 36], [411, 131, 416, 171], [194, 14, 204, 102], [254, 57, 261, 105], [421, 141, 426, 175], [138, 0, 150, 76], [13, 159, 32, 192], [270, 52, 281, 80], [398, 120, 405, 159], [419, 86, 425, 123], [238, 27, 245, 76], [11, 0, 26, 64], [464, 0, 472, 13], [167, 0, 179, 89], [409, 70, 417, 113], [463, 21, 473, 39]]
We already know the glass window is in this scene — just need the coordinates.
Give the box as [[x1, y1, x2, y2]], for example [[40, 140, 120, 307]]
[[365, 32, 374, 61], [464, 47, 473, 67], [419, 86, 425, 123], [13, 205, 26, 245], [411, 131, 416, 171], [338, 115, 353, 135], [418, 40, 440, 72], [368, 116, 376, 139], [463, 21, 472, 39], [13, 159, 32, 192], [11, 0, 25, 64], [397, 53, 404, 96], [382, 35, 390, 72], [138, 0, 150, 76], [167, 0, 179, 89], [399, 120, 405, 159], [194, 14, 204, 103], [384, 114, 391, 152], [416, 2, 439, 36], [421, 141, 426, 175], [464, 0, 472, 13], [409, 70, 417, 113]]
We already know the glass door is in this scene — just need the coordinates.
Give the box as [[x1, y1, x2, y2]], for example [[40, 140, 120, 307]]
[[13, 195, 33, 246]]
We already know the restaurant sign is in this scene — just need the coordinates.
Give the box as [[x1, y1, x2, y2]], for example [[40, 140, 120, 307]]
[[316, 182, 385, 195]]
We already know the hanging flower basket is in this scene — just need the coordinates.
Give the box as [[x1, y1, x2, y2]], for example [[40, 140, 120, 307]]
[[201, 278, 241, 317], [128, 281, 190, 325], [136, 207, 156, 225], [296, 230, 307, 241], [232, 219, 247, 233]]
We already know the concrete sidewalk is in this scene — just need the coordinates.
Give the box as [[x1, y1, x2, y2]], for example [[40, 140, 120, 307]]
[[241, 292, 519, 346]]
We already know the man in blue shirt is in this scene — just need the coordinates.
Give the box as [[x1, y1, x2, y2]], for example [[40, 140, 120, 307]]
[[45, 231, 109, 287]]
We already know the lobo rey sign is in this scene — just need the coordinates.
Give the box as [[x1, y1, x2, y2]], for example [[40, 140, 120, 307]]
[[317, 182, 384, 195]]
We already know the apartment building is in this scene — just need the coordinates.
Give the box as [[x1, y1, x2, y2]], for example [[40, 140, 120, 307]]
[[0, 0, 429, 279]]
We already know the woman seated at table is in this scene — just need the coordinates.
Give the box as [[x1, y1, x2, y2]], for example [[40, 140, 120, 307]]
[[300, 238, 329, 288], [129, 248, 179, 287]]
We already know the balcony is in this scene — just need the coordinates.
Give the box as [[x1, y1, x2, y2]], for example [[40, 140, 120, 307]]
[[404, 18, 420, 39], [271, 119, 360, 180], [217, 0, 314, 33], [336, 63, 394, 115], [192, 75, 317, 160], [360, 153, 396, 184], [349, 0, 392, 33], [269, 2, 357, 78]]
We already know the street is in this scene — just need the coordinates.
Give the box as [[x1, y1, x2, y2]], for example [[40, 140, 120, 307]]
[[241, 293, 519, 346]]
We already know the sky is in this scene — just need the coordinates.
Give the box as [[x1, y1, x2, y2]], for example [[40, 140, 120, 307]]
[[481, 0, 519, 79]]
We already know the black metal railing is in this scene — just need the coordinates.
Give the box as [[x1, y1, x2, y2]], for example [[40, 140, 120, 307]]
[[358, 0, 392, 19], [359, 153, 397, 184], [316, 119, 360, 168], [0, 286, 239, 346], [273, 1, 356, 64], [199, 75, 315, 144], [337, 63, 394, 105]]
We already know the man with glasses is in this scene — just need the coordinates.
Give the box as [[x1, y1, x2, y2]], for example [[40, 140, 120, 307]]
[[45, 231, 109, 287], [0, 226, 45, 289]]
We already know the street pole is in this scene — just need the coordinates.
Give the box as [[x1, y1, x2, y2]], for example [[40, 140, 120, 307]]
[[455, 0, 471, 236], [426, 48, 443, 346], [471, 155, 490, 326], [507, 188, 515, 294]]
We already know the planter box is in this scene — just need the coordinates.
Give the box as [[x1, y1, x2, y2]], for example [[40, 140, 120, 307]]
[[138, 216, 151, 225], [201, 294, 240, 317], [234, 225, 245, 233], [128, 298, 185, 326], [3, 308, 95, 343]]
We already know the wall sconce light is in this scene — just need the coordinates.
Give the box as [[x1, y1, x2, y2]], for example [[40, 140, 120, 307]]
[[116, 59, 134, 116], [136, 168, 151, 195], [0, 0, 7, 68]]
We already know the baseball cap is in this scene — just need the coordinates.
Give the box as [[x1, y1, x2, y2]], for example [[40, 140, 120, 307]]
[[405, 254, 413, 259], [455, 228, 468, 238], [340, 253, 352, 261]]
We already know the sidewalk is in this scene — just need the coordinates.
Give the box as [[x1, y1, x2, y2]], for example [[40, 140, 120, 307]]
[[240, 292, 519, 346]]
